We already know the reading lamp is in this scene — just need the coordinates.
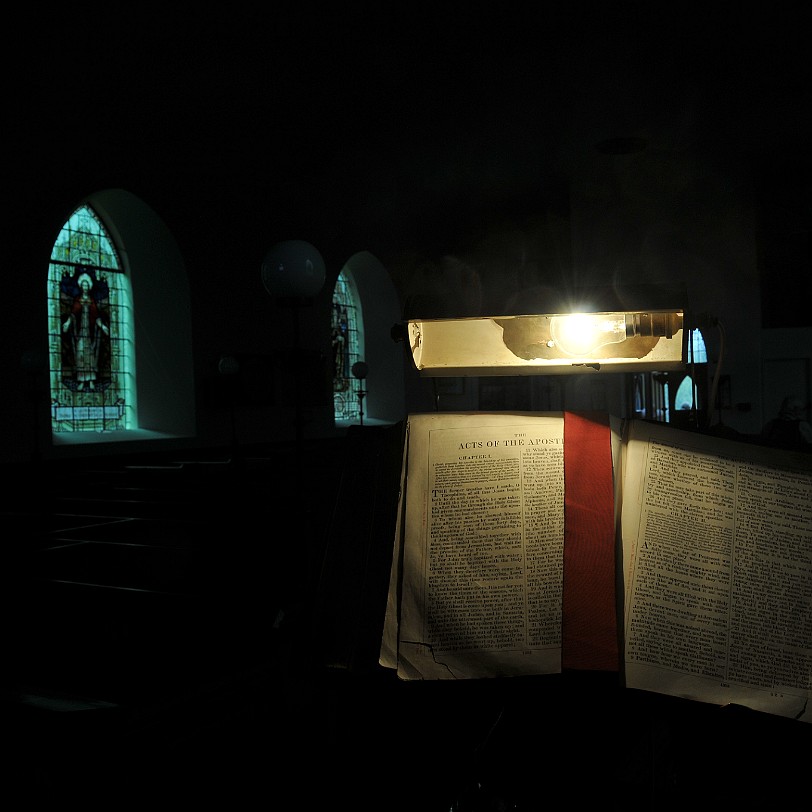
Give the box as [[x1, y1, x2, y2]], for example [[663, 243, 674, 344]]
[[393, 285, 687, 376]]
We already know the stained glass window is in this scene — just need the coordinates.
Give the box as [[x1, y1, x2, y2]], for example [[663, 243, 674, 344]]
[[639, 329, 708, 422], [672, 328, 708, 415], [332, 269, 364, 422], [674, 375, 697, 412], [47, 204, 135, 432], [688, 328, 707, 364]]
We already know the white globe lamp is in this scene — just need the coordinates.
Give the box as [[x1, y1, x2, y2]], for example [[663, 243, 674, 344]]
[[261, 239, 326, 300]]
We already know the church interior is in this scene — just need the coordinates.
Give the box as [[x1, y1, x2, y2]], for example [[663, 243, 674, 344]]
[[4, 6, 811, 808]]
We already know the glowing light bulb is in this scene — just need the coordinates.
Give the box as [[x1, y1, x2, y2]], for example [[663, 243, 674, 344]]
[[549, 313, 629, 356]]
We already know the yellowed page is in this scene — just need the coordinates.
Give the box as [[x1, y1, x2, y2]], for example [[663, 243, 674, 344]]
[[394, 411, 566, 680], [621, 419, 812, 722]]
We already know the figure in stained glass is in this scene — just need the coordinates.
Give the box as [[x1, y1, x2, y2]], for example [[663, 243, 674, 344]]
[[332, 302, 349, 389], [60, 265, 111, 392]]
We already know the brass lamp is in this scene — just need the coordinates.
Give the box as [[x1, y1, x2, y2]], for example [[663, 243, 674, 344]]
[[394, 285, 687, 376]]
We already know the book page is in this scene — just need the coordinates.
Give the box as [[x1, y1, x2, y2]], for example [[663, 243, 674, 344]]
[[393, 411, 567, 680], [621, 419, 812, 722]]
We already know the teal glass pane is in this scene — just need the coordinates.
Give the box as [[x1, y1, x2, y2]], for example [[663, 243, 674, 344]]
[[675, 375, 696, 412], [689, 329, 707, 363], [47, 205, 135, 432], [332, 270, 364, 421]]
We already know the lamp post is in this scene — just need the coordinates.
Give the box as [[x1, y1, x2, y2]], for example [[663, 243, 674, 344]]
[[261, 240, 326, 444], [351, 361, 368, 426]]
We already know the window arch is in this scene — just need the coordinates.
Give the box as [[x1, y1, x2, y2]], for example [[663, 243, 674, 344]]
[[48, 204, 135, 433], [674, 375, 696, 412], [639, 328, 708, 425], [688, 328, 707, 364], [673, 329, 709, 415], [332, 268, 365, 422]]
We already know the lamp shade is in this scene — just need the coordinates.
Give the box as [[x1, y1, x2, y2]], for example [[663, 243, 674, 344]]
[[261, 240, 326, 299], [398, 284, 687, 376], [401, 309, 685, 376]]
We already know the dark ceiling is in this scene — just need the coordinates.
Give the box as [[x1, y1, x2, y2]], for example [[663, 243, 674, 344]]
[[10, 5, 812, 269]]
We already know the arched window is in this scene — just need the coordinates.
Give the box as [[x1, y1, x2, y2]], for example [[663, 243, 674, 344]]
[[674, 375, 696, 412], [331, 268, 365, 422], [48, 204, 135, 433], [674, 329, 709, 414], [688, 328, 707, 364], [639, 328, 708, 425]]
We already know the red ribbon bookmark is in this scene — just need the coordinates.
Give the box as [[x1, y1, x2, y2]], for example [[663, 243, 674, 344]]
[[562, 411, 619, 671]]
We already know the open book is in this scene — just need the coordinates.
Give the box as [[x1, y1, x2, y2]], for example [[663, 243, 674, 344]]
[[380, 411, 812, 723]]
